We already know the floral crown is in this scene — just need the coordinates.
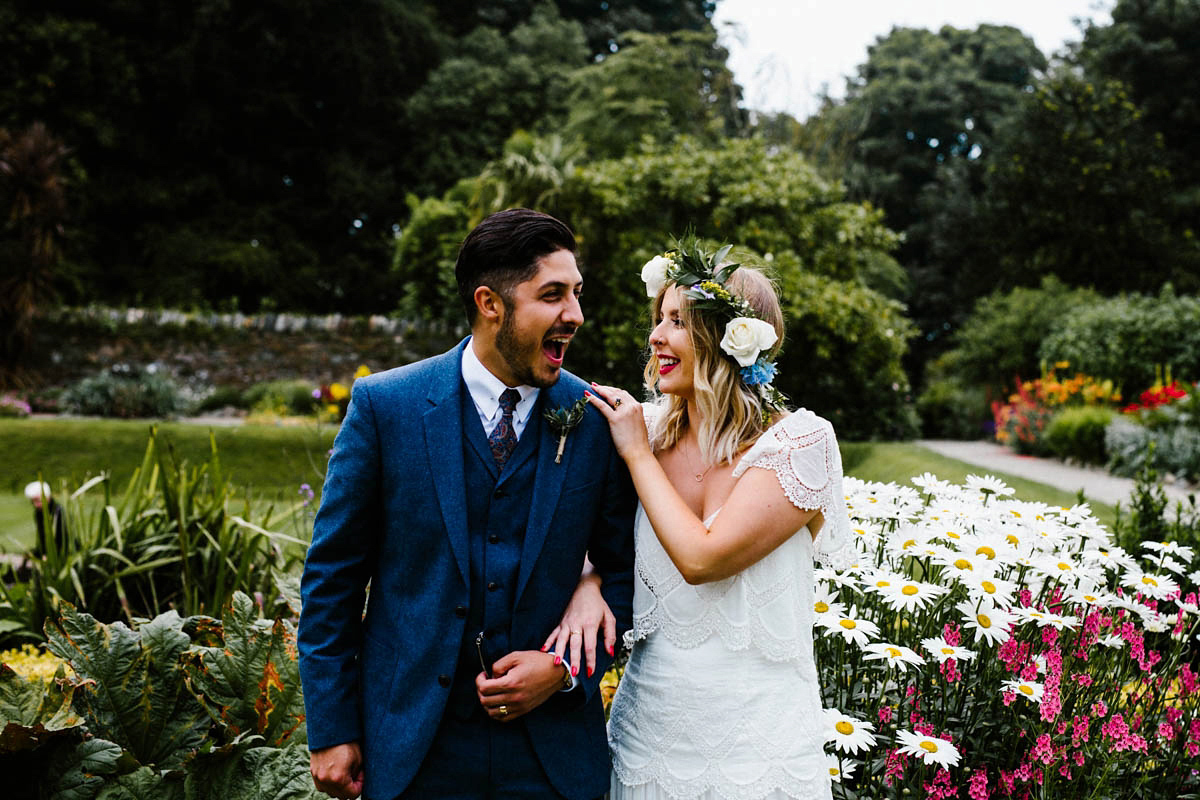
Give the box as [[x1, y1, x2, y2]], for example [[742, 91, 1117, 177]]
[[641, 239, 787, 414]]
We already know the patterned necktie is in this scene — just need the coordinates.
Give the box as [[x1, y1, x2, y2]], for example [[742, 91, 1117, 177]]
[[488, 388, 521, 469]]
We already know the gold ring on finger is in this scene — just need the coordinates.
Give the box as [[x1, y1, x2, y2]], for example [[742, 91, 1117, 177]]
[[497, 705, 508, 717], [613, 398, 622, 408]]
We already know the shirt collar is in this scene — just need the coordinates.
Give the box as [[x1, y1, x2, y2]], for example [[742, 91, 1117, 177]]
[[461, 337, 539, 420]]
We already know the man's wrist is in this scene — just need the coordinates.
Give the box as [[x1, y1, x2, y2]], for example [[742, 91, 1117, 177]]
[[556, 657, 578, 691]]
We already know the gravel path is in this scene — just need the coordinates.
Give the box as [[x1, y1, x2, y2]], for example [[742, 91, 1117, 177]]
[[919, 439, 1195, 510]]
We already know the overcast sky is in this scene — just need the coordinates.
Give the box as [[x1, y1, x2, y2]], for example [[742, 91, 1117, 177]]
[[711, 0, 1114, 119]]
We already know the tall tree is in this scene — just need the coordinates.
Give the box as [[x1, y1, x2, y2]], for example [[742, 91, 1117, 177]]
[[0, 123, 70, 384], [564, 29, 746, 159]]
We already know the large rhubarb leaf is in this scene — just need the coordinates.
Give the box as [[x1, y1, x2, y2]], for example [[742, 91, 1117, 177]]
[[45, 605, 209, 770], [183, 592, 306, 746], [94, 766, 184, 800], [43, 737, 125, 800], [184, 743, 323, 800], [0, 663, 85, 752]]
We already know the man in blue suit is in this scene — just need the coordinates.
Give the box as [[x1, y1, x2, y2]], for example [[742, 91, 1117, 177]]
[[299, 208, 636, 800]]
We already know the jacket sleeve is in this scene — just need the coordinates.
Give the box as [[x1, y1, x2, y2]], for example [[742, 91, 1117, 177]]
[[297, 379, 382, 749]]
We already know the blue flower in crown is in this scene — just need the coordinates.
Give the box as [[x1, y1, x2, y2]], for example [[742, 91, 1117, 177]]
[[740, 358, 778, 386]]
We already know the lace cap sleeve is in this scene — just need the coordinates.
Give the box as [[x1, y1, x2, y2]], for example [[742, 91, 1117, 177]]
[[731, 409, 856, 569]]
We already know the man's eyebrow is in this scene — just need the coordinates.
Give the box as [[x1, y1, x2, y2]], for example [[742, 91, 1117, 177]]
[[536, 279, 584, 291]]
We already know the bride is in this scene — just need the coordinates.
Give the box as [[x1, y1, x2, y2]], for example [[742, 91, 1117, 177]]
[[546, 241, 852, 799]]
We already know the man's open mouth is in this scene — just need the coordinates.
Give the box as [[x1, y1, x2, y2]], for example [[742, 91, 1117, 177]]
[[542, 335, 572, 366]]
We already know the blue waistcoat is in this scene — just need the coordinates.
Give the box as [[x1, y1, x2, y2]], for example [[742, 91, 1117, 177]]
[[449, 387, 541, 717]]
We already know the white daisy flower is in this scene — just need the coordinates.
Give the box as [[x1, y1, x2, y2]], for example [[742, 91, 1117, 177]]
[[912, 472, 954, 495], [824, 752, 857, 783], [1060, 503, 1096, 526], [863, 642, 926, 672], [863, 569, 907, 595], [1098, 633, 1126, 649], [1064, 586, 1116, 609], [1143, 540, 1196, 562], [885, 526, 934, 559], [937, 551, 992, 580], [895, 729, 961, 768], [957, 600, 1016, 646], [1189, 569, 1200, 585], [960, 574, 1018, 607], [878, 579, 948, 613], [1013, 607, 1079, 631], [1159, 556, 1189, 576], [1178, 597, 1200, 615], [813, 584, 846, 618], [1034, 555, 1101, 586], [1001, 679, 1044, 703], [1082, 546, 1138, 573], [1141, 613, 1172, 633], [824, 709, 878, 754], [920, 637, 978, 663], [817, 606, 880, 648], [816, 567, 860, 591], [1121, 570, 1181, 601], [966, 474, 1014, 497]]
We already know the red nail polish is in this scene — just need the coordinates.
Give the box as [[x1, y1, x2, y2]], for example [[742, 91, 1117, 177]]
[[554, 656, 562, 665], [607, 644, 614, 657], [540, 645, 548, 652], [571, 665, 578, 677], [587, 667, 594, 678], [584, 391, 591, 397]]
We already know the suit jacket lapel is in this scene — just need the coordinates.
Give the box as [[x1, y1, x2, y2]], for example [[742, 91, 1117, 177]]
[[515, 381, 577, 602], [424, 342, 471, 585]]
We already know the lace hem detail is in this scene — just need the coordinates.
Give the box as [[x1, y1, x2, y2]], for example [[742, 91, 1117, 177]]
[[612, 763, 832, 800]]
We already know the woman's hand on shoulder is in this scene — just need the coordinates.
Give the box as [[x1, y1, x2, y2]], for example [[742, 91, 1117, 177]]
[[584, 383, 653, 464]]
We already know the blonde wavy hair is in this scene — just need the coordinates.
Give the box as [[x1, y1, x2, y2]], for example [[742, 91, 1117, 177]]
[[643, 267, 786, 464]]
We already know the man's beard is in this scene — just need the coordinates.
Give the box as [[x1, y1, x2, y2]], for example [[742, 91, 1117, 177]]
[[495, 310, 566, 389]]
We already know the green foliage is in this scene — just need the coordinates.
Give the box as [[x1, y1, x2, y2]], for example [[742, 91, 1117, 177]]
[[195, 386, 250, 413], [1108, 442, 1200, 554], [915, 374, 988, 440], [182, 593, 305, 747], [242, 380, 318, 417], [0, 662, 84, 752], [1042, 406, 1113, 465], [393, 193, 472, 324], [60, 370, 187, 419], [1039, 287, 1200, 391], [976, 69, 1199, 295], [564, 29, 745, 159], [945, 277, 1100, 395], [6, 596, 321, 799], [0, 428, 308, 646], [1107, 417, 1200, 484]]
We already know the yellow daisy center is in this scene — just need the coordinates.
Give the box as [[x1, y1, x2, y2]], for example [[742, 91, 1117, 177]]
[[946, 531, 960, 539], [902, 539, 917, 549], [1083, 595, 1097, 603], [920, 741, 939, 754], [1142, 576, 1158, 587], [815, 601, 830, 613], [886, 647, 902, 658], [981, 580, 997, 593], [976, 546, 996, 559], [1019, 685, 1034, 695], [855, 528, 867, 536], [1006, 534, 1020, 546], [840, 619, 857, 630], [876, 580, 891, 588], [941, 647, 955, 655], [954, 559, 972, 570], [1010, 511, 1021, 518], [829, 767, 840, 777], [835, 721, 855, 735], [902, 585, 919, 596], [977, 614, 992, 628], [1057, 562, 1071, 571]]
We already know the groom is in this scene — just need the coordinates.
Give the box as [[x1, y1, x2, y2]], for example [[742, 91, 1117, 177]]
[[298, 208, 636, 800]]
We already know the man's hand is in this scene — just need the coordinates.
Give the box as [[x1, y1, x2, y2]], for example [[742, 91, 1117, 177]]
[[476, 650, 570, 722], [310, 741, 364, 799]]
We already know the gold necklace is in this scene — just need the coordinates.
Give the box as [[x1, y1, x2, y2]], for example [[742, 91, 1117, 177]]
[[681, 436, 713, 483]]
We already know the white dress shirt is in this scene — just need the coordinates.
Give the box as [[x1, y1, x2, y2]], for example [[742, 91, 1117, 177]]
[[461, 338, 539, 439]]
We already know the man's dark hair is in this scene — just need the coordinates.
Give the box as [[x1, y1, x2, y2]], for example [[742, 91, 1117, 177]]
[[455, 208, 577, 324]]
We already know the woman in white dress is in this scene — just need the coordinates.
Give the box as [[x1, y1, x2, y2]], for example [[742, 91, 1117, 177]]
[[546, 241, 853, 800]]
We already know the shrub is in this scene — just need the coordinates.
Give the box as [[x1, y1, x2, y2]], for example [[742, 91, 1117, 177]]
[[60, 369, 184, 418], [195, 385, 249, 413], [1040, 286, 1200, 392], [1107, 417, 1200, 483], [243, 379, 318, 417], [916, 375, 989, 440], [0, 394, 30, 417], [1042, 406, 1113, 464], [945, 277, 1100, 396]]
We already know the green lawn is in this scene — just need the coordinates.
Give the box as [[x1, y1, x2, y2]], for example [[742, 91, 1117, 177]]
[[842, 442, 1117, 529], [0, 418, 336, 552]]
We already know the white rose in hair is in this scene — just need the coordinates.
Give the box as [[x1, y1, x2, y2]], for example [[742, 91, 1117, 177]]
[[641, 255, 673, 298], [720, 317, 778, 366]]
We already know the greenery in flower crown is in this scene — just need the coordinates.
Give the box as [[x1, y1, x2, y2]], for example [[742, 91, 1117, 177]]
[[657, 236, 789, 418]]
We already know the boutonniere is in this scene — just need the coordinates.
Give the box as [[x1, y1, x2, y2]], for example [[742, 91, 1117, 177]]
[[544, 397, 588, 464]]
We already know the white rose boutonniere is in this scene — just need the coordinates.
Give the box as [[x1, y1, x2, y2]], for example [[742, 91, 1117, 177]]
[[720, 317, 778, 367], [641, 255, 674, 298]]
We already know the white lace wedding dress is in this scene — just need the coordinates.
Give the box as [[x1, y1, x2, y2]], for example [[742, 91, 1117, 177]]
[[608, 408, 854, 800]]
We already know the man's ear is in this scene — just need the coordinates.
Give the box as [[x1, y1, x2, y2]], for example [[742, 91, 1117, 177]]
[[473, 286, 505, 324]]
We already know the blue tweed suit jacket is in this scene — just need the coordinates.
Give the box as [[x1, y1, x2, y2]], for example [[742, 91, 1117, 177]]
[[298, 339, 636, 799]]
